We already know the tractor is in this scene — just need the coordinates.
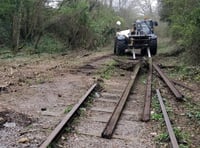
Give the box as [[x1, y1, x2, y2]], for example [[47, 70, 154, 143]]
[[114, 19, 158, 59]]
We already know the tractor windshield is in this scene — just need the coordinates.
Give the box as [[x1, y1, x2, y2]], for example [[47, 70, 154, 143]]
[[145, 20, 153, 29], [140, 22, 151, 34]]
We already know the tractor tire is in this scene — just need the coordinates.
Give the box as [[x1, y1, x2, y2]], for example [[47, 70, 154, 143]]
[[114, 38, 117, 54], [150, 39, 157, 55], [116, 40, 127, 56]]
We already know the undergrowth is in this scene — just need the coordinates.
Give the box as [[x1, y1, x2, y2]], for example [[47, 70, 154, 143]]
[[151, 93, 190, 147], [98, 60, 117, 79]]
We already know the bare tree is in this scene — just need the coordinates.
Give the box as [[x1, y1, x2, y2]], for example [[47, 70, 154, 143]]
[[109, 0, 113, 8], [130, 0, 156, 18]]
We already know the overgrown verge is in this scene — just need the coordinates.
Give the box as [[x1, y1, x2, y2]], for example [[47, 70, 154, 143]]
[[171, 66, 200, 83], [151, 57, 200, 148], [159, 0, 200, 65], [151, 93, 191, 148]]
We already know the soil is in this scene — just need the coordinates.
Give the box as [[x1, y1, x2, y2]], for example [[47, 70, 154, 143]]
[[0, 48, 199, 148]]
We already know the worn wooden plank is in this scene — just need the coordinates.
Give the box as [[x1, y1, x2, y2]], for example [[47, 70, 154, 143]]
[[171, 79, 196, 91], [91, 107, 138, 115], [101, 63, 140, 139], [40, 83, 97, 148], [156, 89, 179, 148], [142, 58, 152, 122]]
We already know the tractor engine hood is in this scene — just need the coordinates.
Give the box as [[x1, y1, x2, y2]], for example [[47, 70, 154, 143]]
[[116, 29, 131, 38]]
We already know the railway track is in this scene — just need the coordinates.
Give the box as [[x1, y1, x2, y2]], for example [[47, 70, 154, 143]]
[[39, 55, 195, 148]]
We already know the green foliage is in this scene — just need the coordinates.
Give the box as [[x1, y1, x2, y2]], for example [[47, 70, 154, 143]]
[[19, 36, 65, 55], [98, 60, 116, 79], [173, 127, 190, 144], [179, 145, 189, 148], [186, 102, 200, 124], [156, 132, 169, 142], [49, 0, 121, 50], [173, 65, 200, 82], [152, 113, 163, 121], [35, 34, 65, 54], [89, 8, 116, 46], [151, 95, 164, 121], [0, 19, 10, 44], [64, 105, 73, 114], [0, 0, 15, 44], [159, 0, 200, 65], [152, 95, 161, 112], [0, 53, 14, 59], [0, 0, 123, 53], [156, 128, 190, 146]]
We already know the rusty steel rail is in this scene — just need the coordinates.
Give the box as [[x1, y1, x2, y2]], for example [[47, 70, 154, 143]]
[[156, 89, 179, 148], [40, 83, 97, 148], [142, 58, 152, 122], [101, 63, 141, 139], [153, 63, 183, 100]]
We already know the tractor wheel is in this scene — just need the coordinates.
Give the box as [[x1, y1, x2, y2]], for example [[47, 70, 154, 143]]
[[150, 39, 157, 55], [114, 39, 117, 54], [116, 40, 127, 56]]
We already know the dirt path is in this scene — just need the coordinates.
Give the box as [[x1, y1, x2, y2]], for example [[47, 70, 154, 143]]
[[0, 49, 112, 147]]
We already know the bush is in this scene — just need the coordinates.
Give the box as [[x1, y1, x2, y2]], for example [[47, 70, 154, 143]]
[[47, 0, 121, 50], [31, 34, 65, 54]]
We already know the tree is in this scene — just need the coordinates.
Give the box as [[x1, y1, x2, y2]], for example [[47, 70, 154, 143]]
[[0, 0, 140, 53], [0, 0, 48, 52], [129, 0, 158, 18], [12, 0, 23, 53]]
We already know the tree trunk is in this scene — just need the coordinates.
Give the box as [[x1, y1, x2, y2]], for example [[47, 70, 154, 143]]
[[34, 31, 42, 49], [12, 1, 22, 54], [109, 0, 113, 8]]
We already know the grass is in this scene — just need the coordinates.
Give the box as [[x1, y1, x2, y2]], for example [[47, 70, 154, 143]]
[[0, 34, 66, 60], [35, 34, 65, 54], [140, 73, 147, 85], [62, 93, 95, 131], [156, 132, 169, 142], [152, 36, 199, 147], [157, 36, 200, 82], [0, 48, 26, 59], [155, 128, 190, 147], [19, 75, 52, 86], [98, 60, 117, 79], [157, 37, 176, 55], [173, 127, 190, 145], [151, 95, 163, 121], [151, 94, 190, 146], [64, 105, 73, 114], [151, 112, 163, 121], [172, 65, 200, 82], [185, 102, 200, 124]]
